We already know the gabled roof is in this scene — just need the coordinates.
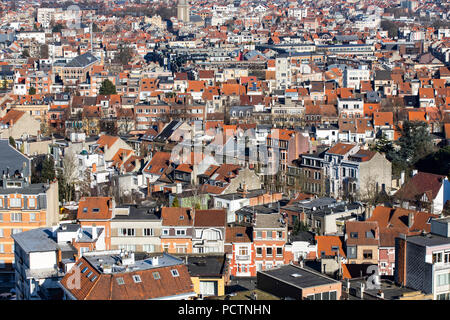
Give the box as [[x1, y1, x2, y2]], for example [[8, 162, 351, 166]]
[[65, 52, 99, 68], [60, 256, 194, 300], [161, 207, 194, 226], [326, 143, 356, 155], [143, 152, 172, 175], [0, 109, 25, 125], [394, 172, 446, 202], [194, 209, 226, 227], [345, 221, 379, 246], [315, 235, 346, 258], [77, 197, 113, 220]]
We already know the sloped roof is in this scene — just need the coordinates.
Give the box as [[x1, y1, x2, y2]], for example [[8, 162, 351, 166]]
[[394, 172, 446, 202]]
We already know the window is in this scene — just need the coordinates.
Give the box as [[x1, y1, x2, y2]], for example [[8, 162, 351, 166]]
[[81, 267, 88, 273], [83, 207, 88, 213], [239, 247, 248, 256], [132, 275, 142, 283], [256, 231, 262, 239], [0, 244, 3, 253], [171, 269, 179, 277], [0, 213, 2, 222], [330, 291, 337, 300], [87, 271, 93, 278], [162, 229, 169, 235], [433, 252, 443, 264], [363, 250, 373, 260], [12, 229, 22, 235], [143, 228, 154, 236], [266, 247, 273, 256], [143, 244, 155, 253], [350, 232, 358, 239], [153, 272, 161, 280], [9, 198, 21, 208], [29, 213, 36, 222], [11, 213, 22, 222], [28, 198, 36, 208], [277, 231, 283, 239], [176, 229, 186, 236], [276, 247, 283, 256], [119, 228, 135, 236], [266, 231, 273, 239], [256, 247, 262, 256], [444, 251, 450, 264], [90, 275, 98, 282], [92, 208, 100, 213], [347, 246, 356, 259], [0, 229, 2, 238], [0, 198, 3, 207], [116, 277, 125, 285]]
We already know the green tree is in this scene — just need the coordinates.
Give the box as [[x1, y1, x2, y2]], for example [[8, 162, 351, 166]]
[[114, 45, 134, 65], [99, 79, 116, 95], [415, 145, 450, 177], [41, 156, 56, 182], [389, 121, 434, 166], [9, 136, 16, 148], [52, 23, 64, 33], [371, 134, 394, 155], [29, 87, 36, 95], [172, 196, 180, 207], [21, 49, 30, 58], [293, 219, 308, 235], [380, 20, 399, 38]]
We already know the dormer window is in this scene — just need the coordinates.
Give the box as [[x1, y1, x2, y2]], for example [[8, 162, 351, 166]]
[[92, 208, 100, 213], [350, 232, 358, 239]]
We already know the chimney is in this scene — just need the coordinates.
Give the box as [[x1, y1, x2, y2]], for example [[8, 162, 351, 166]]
[[92, 225, 98, 239], [408, 212, 414, 229], [359, 282, 365, 299], [411, 169, 418, 177]]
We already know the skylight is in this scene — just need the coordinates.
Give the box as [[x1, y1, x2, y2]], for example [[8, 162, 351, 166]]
[[291, 273, 302, 278], [133, 275, 142, 283], [116, 277, 125, 285], [171, 269, 179, 277], [153, 272, 161, 280]]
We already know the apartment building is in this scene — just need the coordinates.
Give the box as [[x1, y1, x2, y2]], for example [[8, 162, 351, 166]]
[[192, 209, 226, 254], [395, 217, 450, 300], [0, 179, 59, 291], [110, 205, 162, 253], [344, 221, 380, 265], [254, 213, 288, 274]]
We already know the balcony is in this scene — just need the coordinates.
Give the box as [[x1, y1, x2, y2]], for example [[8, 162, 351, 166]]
[[236, 255, 250, 261]]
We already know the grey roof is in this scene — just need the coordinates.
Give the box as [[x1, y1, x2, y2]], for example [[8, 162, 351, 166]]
[[153, 120, 183, 142], [186, 255, 226, 277], [65, 52, 99, 68], [84, 252, 183, 274], [11, 228, 59, 253], [214, 189, 266, 201], [0, 182, 49, 195], [0, 139, 31, 179], [254, 213, 285, 229], [374, 70, 392, 81], [112, 205, 160, 221], [406, 234, 450, 247], [260, 264, 340, 289]]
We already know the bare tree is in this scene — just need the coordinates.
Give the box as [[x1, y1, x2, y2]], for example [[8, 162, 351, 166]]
[[61, 151, 79, 202]]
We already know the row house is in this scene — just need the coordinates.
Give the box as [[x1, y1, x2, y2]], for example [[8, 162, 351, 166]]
[[344, 221, 380, 265], [161, 207, 194, 254], [110, 205, 162, 253], [192, 209, 226, 254], [76, 197, 114, 250]]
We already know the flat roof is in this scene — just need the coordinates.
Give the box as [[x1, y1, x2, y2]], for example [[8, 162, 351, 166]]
[[260, 264, 340, 289]]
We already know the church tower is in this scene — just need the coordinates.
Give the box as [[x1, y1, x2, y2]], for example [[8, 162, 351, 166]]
[[177, 0, 190, 23]]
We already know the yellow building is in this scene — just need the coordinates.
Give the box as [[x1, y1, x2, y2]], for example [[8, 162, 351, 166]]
[[186, 255, 227, 298]]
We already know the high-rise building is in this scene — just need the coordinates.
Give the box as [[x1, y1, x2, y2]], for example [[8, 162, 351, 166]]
[[177, 0, 190, 23]]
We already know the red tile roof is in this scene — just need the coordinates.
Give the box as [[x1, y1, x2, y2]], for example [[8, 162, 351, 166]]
[[77, 197, 113, 220]]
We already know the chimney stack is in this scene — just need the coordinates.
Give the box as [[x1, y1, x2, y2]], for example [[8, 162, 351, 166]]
[[408, 212, 414, 229]]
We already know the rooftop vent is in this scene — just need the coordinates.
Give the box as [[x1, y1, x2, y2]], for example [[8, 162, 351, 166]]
[[291, 273, 302, 278]]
